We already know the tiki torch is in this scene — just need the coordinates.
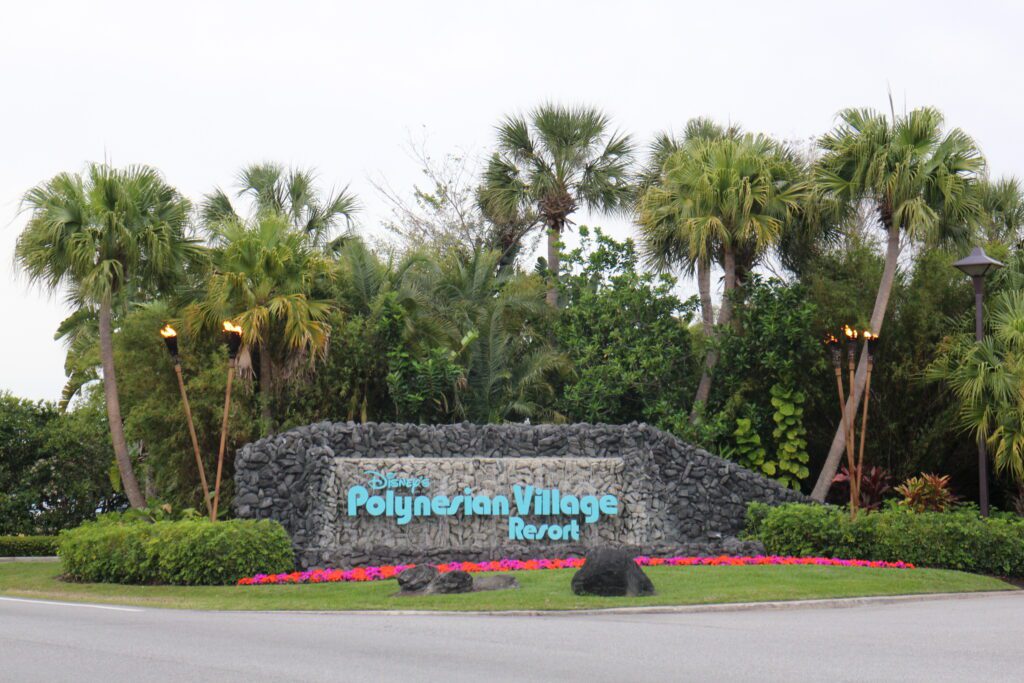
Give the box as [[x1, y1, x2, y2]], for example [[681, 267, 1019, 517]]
[[161, 325, 212, 517], [842, 325, 860, 513], [212, 320, 243, 521], [856, 331, 880, 506], [827, 332, 856, 513]]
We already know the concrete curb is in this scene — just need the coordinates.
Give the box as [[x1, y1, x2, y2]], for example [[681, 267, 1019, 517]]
[[248, 588, 1021, 618], [0, 556, 59, 563]]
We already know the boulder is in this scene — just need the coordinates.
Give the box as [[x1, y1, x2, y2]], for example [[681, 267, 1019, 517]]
[[472, 574, 519, 592], [430, 570, 473, 594], [397, 565, 438, 593], [571, 547, 655, 597]]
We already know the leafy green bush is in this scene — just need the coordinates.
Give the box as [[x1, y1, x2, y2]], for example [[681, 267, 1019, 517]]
[[743, 502, 773, 539], [58, 518, 294, 585], [748, 502, 1024, 577], [0, 535, 58, 557]]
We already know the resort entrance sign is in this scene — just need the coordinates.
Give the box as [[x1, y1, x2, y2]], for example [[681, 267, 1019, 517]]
[[346, 470, 619, 541]]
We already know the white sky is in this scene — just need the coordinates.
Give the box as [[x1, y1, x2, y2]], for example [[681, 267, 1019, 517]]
[[2, 0, 1022, 401]]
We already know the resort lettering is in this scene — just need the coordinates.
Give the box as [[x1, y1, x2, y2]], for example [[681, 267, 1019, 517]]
[[347, 471, 618, 541]]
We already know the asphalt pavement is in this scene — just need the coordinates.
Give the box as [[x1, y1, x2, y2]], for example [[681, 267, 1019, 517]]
[[1, 592, 1022, 682]]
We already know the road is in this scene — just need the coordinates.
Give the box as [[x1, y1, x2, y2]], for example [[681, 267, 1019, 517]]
[[1, 593, 1021, 682]]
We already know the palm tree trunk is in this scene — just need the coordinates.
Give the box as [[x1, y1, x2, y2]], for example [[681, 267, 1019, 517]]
[[259, 340, 273, 431], [545, 220, 561, 308], [721, 245, 737, 327], [697, 259, 714, 336], [811, 225, 901, 500], [690, 247, 738, 421], [97, 299, 146, 509]]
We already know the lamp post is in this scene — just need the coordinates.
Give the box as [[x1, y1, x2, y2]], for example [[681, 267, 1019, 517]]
[[212, 321, 243, 521], [160, 325, 212, 518], [952, 246, 1005, 517]]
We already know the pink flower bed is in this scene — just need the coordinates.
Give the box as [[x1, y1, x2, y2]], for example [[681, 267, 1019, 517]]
[[236, 555, 915, 586]]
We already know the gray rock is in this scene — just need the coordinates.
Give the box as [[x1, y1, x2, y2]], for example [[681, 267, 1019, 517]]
[[397, 565, 438, 593], [472, 574, 519, 592], [571, 547, 655, 597], [429, 570, 473, 594]]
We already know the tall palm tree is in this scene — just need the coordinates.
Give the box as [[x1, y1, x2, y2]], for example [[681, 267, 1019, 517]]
[[15, 164, 197, 508], [810, 106, 985, 500], [203, 162, 359, 250], [480, 104, 635, 306], [191, 212, 335, 430], [638, 118, 743, 338], [638, 132, 807, 417]]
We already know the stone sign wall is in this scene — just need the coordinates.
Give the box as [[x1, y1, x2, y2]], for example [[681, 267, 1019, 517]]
[[234, 422, 807, 569]]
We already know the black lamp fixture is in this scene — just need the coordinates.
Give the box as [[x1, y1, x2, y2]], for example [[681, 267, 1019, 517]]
[[952, 246, 1004, 279], [952, 246, 1004, 517]]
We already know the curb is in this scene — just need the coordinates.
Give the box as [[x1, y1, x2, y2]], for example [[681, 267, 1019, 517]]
[[250, 589, 1021, 618]]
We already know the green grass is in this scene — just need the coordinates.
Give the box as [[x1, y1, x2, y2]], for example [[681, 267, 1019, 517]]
[[0, 561, 1013, 611]]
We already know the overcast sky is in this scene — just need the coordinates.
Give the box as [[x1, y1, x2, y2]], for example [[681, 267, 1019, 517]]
[[2, 0, 1022, 401]]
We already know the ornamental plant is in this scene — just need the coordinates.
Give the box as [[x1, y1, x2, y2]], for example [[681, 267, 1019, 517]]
[[895, 474, 958, 513], [236, 555, 914, 586], [733, 418, 770, 476], [830, 466, 894, 511], [769, 384, 811, 489]]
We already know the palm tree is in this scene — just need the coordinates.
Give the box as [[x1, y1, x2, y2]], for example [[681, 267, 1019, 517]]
[[810, 106, 985, 500], [15, 164, 197, 508], [203, 162, 359, 250], [928, 288, 1024, 484], [429, 248, 569, 421], [480, 104, 635, 306], [638, 132, 807, 417], [638, 119, 743, 339], [192, 212, 335, 430], [977, 177, 1024, 245]]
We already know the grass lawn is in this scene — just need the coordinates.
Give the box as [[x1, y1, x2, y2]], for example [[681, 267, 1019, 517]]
[[0, 561, 1014, 611]]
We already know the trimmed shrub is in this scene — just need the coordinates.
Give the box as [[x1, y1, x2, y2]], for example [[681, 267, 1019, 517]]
[[58, 518, 294, 585], [748, 502, 1024, 577], [0, 535, 58, 557]]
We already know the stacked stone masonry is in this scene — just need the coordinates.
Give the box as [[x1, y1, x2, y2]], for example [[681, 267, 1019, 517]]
[[234, 422, 808, 569]]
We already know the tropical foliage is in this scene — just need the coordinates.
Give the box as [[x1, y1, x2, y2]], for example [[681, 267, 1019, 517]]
[[6, 100, 1024, 523]]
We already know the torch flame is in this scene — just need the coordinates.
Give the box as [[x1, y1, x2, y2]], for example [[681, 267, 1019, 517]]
[[843, 325, 858, 340], [823, 333, 839, 345], [222, 321, 242, 334], [159, 325, 177, 339], [863, 330, 878, 341]]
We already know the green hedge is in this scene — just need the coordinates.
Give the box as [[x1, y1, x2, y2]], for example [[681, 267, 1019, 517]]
[[58, 519, 295, 585], [0, 535, 58, 557], [746, 502, 1024, 577]]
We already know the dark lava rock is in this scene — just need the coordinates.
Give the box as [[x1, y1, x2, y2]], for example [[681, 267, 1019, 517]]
[[430, 570, 473, 594], [397, 565, 438, 593], [472, 574, 519, 592], [571, 547, 655, 597]]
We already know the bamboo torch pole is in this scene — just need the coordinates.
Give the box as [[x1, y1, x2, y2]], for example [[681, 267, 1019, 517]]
[[843, 326, 860, 515], [161, 326, 212, 518], [856, 332, 879, 498], [825, 334, 854, 500], [212, 321, 243, 522]]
